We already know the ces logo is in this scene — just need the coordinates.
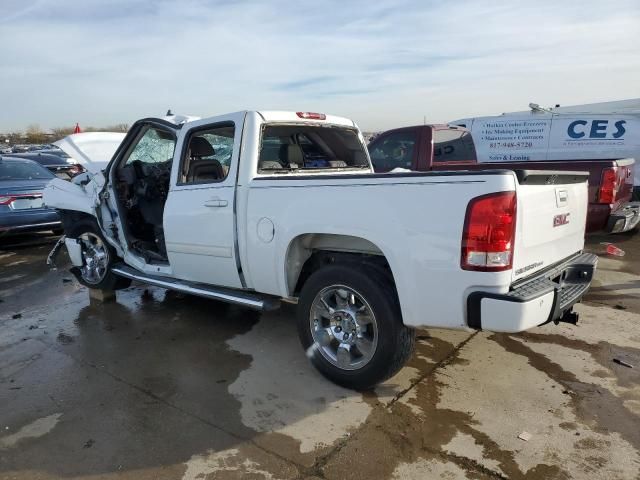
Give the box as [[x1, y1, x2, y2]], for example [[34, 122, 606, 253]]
[[567, 120, 626, 139]]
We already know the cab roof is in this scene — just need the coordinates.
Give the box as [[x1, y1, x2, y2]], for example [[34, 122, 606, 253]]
[[163, 111, 356, 128]]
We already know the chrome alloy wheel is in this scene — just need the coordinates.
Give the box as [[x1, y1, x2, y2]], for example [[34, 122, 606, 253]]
[[78, 232, 109, 285], [309, 285, 379, 371]]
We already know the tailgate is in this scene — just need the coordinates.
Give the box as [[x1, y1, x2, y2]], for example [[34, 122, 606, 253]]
[[511, 170, 589, 282]]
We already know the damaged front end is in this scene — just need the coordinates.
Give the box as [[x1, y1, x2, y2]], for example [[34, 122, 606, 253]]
[[43, 172, 103, 216], [46, 235, 84, 269], [43, 171, 110, 268]]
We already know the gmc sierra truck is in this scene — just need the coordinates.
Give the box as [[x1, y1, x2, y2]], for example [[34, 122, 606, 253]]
[[368, 124, 638, 234], [44, 111, 596, 389]]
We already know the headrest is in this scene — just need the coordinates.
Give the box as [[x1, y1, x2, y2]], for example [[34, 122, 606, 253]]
[[189, 137, 215, 157], [279, 144, 303, 165], [189, 159, 224, 182]]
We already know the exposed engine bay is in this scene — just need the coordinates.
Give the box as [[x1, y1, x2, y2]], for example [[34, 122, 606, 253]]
[[115, 159, 172, 262]]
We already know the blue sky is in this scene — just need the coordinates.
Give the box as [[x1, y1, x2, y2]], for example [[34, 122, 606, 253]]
[[1, 0, 639, 131]]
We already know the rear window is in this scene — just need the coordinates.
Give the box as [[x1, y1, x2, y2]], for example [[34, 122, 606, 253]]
[[258, 125, 368, 172], [433, 129, 477, 162], [368, 130, 417, 170], [0, 160, 54, 180]]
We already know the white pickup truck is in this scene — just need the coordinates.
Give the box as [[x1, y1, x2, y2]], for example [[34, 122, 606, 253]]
[[44, 111, 597, 389]]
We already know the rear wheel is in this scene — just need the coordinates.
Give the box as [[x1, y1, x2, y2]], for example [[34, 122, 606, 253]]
[[297, 264, 415, 390], [67, 221, 131, 291]]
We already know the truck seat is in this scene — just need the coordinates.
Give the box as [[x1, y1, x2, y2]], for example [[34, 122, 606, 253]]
[[279, 144, 304, 167], [188, 159, 224, 182], [185, 137, 224, 182]]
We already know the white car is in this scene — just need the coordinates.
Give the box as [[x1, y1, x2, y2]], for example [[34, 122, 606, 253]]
[[44, 111, 597, 389]]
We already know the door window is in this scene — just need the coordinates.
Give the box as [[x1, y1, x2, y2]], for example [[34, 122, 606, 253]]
[[368, 130, 417, 170], [179, 124, 235, 184], [433, 129, 477, 162]]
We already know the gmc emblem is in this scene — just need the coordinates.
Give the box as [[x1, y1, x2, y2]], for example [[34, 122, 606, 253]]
[[553, 213, 570, 227]]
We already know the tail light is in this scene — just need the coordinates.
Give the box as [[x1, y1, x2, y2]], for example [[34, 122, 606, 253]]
[[68, 164, 85, 176], [598, 167, 618, 204], [0, 193, 42, 205], [296, 112, 326, 120], [461, 191, 517, 271]]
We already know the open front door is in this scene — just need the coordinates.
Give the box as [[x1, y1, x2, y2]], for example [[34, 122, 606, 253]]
[[163, 112, 246, 288]]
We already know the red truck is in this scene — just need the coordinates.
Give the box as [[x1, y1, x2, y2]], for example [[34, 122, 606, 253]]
[[368, 125, 639, 234]]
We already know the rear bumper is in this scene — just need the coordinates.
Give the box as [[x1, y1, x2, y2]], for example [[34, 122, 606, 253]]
[[606, 202, 640, 233], [467, 252, 598, 332]]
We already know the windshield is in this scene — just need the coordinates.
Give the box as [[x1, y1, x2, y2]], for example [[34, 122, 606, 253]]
[[258, 125, 369, 172], [0, 160, 55, 180]]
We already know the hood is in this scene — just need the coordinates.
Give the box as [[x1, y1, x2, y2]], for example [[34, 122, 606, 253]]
[[54, 132, 126, 173]]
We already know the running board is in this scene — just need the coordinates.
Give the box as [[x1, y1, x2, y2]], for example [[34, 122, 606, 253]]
[[111, 264, 280, 311]]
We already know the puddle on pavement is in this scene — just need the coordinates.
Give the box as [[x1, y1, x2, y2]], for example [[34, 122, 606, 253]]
[[226, 305, 372, 454], [498, 332, 640, 451], [322, 326, 640, 480], [0, 258, 283, 477]]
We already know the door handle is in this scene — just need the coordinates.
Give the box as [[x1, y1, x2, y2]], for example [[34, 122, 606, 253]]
[[204, 198, 228, 208]]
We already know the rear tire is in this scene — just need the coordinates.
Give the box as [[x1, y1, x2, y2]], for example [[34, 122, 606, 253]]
[[297, 264, 415, 390], [66, 220, 131, 291]]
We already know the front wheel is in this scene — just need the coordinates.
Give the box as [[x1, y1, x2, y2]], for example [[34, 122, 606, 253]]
[[297, 264, 415, 390], [67, 221, 131, 291]]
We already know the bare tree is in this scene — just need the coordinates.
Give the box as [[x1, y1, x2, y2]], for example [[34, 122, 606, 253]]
[[25, 124, 47, 144]]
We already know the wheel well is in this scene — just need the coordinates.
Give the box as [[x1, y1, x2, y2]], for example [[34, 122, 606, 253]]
[[57, 210, 97, 235], [286, 233, 394, 296]]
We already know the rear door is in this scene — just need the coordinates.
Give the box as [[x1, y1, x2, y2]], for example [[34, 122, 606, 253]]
[[511, 172, 589, 282], [163, 112, 246, 288]]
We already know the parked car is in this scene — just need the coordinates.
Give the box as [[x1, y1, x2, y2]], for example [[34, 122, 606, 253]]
[[5, 152, 86, 180], [0, 156, 62, 236], [368, 124, 638, 234], [44, 111, 596, 389]]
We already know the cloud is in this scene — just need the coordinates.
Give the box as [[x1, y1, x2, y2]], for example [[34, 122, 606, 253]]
[[0, 0, 638, 131], [274, 76, 338, 91]]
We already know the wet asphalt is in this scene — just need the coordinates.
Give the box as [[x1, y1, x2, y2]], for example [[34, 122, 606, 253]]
[[0, 231, 638, 479]]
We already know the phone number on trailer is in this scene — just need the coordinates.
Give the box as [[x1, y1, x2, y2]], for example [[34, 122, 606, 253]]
[[489, 142, 533, 149]]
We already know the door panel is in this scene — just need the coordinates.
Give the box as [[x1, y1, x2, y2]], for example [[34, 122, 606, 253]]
[[163, 112, 246, 288]]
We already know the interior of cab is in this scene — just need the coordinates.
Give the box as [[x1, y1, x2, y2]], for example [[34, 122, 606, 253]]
[[113, 125, 176, 262], [113, 123, 235, 263], [258, 125, 368, 172]]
